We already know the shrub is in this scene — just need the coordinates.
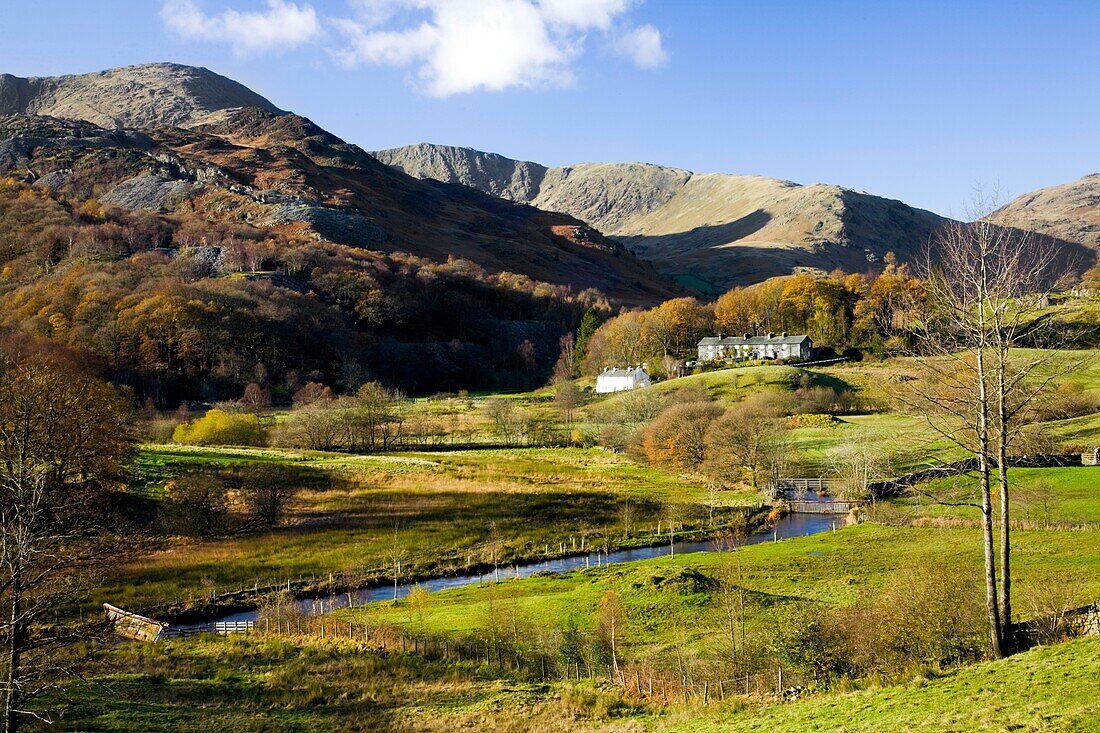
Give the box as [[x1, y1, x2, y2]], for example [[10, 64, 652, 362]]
[[173, 409, 268, 446], [841, 565, 988, 676], [765, 605, 853, 686], [139, 416, 182, 444], [1032, 382, 1100, 422], [240, 464, 299, 527], [160, 473, 230, 536], [642, 401, 723, 469]]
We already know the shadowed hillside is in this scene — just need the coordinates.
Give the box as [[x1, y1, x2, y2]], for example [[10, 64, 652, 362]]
[[0, 65, 681, 306], [991, 173, 1100, 251], [374, 145, 951, 293]]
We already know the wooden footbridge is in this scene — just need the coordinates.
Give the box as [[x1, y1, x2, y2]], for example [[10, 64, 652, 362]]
[[767, 477, 866, 514]]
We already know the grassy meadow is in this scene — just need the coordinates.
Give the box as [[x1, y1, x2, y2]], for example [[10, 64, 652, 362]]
[[348, 520, 1100, 661], [108, 445, 763, 613], [110, 348, 1100, 615], [67, 348, 1100, 732], [35, 634, 1098, 732]]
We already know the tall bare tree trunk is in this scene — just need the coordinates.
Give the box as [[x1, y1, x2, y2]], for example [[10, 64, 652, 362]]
[[915, 207, 1069, 661], [975, 346, 1004, 659], [3, 570, 20, 733], [996, 355, 1012, 649]]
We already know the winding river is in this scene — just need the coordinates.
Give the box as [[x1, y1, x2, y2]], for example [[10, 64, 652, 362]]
[[179, 507, 841, 631]]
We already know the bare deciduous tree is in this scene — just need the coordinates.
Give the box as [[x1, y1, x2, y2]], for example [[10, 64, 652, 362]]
[[553, 379, 583, 428], [704, 392, 789, 491], [240, 465, 298, 528], [344, 383, 405, 451], [597, 590, 626, 683], [827, 436, 895, 501], [484, 398, 524, 447], [908, 205, 1073, 657]]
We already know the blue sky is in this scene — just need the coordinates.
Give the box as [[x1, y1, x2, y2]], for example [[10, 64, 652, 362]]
[[3, 1, 1098, 216]]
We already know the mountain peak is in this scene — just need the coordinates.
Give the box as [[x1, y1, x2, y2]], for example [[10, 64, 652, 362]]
[[0, 63, 282, 130]]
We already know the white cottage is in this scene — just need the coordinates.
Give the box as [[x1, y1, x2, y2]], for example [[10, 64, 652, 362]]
[[595, 366, 652, 394], [697, 332, 812, 362]]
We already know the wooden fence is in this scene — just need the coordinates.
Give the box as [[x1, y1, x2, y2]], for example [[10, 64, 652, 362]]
[[147, 514, 766, 624], [162, 620, 256, 638], [133, 601, 1100, 704], [770, 477, 835, 493], [785, 499, 859, 514]]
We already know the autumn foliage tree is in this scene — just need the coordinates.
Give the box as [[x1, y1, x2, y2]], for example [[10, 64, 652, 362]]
[[0, 351, 132, 732], [584, 267, 927, 379], [0, 178, 605, 401]]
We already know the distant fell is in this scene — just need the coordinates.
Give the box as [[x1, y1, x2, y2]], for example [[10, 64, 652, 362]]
[[374, 144, 950, 292], [990, 174, 1100, 250]]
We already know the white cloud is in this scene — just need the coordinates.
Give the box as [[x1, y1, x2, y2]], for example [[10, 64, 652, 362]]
[[337, 0, 574, 96], [162, 0, 667, 94], [613, 24, 668, 69], [162, 0, 323, 55], [539, 0, 637, 30]]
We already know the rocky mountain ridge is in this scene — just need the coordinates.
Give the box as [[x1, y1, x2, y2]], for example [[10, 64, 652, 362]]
[[373, 144, 950, 292]]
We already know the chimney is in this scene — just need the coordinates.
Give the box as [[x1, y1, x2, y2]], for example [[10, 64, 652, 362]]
[[782, 331, 788, 338], [767, 332, 775, 339], [743, 332, 751, 340]]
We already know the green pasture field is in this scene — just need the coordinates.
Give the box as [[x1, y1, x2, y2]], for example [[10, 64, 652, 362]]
[[350, 521, 1100, 660], [108, 446, 760, 612]]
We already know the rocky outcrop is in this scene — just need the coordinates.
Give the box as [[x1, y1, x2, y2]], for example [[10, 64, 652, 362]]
[[374, 143, 547, 202], [102, 173, 199, 211], [266, 203, 387, 247]]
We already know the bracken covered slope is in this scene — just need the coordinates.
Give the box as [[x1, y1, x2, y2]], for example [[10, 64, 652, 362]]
[[374, 144, 951, 293], [0, 71, 679, 305]]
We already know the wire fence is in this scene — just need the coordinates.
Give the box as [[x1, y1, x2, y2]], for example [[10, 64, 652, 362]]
[[183, 615, 786, 703]]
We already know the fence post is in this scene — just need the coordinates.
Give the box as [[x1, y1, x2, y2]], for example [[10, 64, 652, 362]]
[[703, 680, 709, 704]]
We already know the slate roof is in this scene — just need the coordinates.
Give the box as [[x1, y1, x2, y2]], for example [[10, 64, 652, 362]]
[[698, 334, 811, 346], [599, 368, 650, 379]]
